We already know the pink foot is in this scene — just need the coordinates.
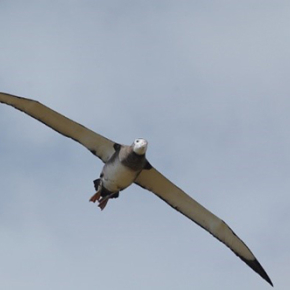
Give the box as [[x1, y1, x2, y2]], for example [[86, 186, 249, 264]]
[[98, 197, 109, 210], [89, 191, 101, 203]]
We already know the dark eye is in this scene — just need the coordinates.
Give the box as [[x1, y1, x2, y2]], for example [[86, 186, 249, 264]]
[[136, 140, 139, 143]]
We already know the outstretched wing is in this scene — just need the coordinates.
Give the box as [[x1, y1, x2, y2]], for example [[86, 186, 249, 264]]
[[0, 92, 116, 163], [135, 166, 273, 286]]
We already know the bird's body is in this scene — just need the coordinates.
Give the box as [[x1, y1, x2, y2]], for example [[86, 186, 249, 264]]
[[91, 141, 149, 209], [0, 92, 273, 286], [102, 156, 138, 192]]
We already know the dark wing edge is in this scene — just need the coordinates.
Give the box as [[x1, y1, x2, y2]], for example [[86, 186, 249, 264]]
[[0, 92, 116, 163], [135, 166, 273, 286]]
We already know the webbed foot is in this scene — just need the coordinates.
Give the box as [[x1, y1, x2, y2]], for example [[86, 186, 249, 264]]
[[90, 179, 120, 210], [89, 191, 101, 203], [98, 197, 109, 210]]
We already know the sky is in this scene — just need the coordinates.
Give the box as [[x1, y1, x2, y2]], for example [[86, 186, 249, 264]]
[[0, 1, 289, 289]]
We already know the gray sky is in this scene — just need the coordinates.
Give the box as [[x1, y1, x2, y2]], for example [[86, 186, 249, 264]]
[[0, 1, 289, 289]]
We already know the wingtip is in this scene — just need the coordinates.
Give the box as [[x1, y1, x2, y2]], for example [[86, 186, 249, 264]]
[[241, 257, 273, 286]]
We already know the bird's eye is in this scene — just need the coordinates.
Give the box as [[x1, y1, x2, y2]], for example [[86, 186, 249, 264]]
[[136, 140, 139, 143]]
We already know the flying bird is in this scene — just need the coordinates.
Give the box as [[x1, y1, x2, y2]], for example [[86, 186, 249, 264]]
[[0, 92, 273, 286]]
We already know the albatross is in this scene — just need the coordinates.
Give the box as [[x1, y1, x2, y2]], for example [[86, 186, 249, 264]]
[[0, 92, 273, 286]]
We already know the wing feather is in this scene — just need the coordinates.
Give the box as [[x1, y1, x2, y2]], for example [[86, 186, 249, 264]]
[[135, 166, 273, 286], [0, 92, 115, 162]]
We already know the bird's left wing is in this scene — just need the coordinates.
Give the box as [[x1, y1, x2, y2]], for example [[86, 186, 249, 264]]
[[0, 92, 116, 162], [135, 165, 273, 286]]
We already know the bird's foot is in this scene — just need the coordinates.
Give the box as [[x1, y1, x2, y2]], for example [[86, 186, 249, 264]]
[[96, 191, 120, 210], [98, 196, 109, 210], [90, 178, 119, 210], [89, 191, 101, 203], [89, 190, 109, 210], [90, 178, 103, 203]]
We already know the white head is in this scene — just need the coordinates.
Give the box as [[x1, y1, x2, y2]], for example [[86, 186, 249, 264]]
[[132, 138, 148, 155]]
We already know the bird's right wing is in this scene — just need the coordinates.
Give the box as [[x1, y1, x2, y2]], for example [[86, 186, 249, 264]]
[[135, 165, 273, 286], [0, 92, 116, 162]]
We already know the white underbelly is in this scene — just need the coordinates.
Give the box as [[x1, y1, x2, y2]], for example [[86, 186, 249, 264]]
[[102, 162, 138, 192]]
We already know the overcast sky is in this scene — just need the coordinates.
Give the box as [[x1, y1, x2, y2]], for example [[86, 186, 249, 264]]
[[0, 1, 289, 289]]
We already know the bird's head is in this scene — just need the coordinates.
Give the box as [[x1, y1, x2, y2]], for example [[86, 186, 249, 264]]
[[132, 138, 148, 155]]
